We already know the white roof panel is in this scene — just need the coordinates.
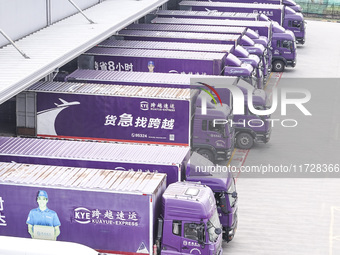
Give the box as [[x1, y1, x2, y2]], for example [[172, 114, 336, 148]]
[[0, 137, 190, 166], [0, 0, 167, 104], [0, 162, 166, 194], [27, 81, 191, 99]]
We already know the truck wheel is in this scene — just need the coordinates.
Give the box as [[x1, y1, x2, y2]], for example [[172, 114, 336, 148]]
[[272, 60, 285, 72], [198, 149, 214, 162], [236, 133, 254, 149]]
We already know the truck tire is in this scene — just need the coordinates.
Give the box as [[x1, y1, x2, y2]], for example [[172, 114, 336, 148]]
[[198, 149, 214, 162], [236, 133, 254, 150], [272, 60, 285, 72]]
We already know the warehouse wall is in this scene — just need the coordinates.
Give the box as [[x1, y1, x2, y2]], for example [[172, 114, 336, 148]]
[[0, 0, 100, 48]]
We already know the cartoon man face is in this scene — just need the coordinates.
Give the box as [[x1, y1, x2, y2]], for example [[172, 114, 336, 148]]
[[36, 190, 48, 210], [37, 197, 48, 209], [148, 61, 155, 72]]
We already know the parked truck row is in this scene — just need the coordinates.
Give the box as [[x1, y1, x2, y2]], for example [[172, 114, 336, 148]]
[[179, 0, 305, 44], [0, 137, 238, 243], [1, 0, 307, 253], [150, 15, 297, 72], [0, 161, 225, 255]]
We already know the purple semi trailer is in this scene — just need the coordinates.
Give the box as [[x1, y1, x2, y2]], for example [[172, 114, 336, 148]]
[[122, 23, 266, 84], [65, 69, 271, 149], [17, 81, 235, 162], [150, 13, 272, 74], [179, 1, 305, 44], [0, 138, 238, 242], [78, 47, 254, 78], [97, 39, 263, 88], [128, 21, 269, 47], [151, 17, 296, 72], [198, 0, 302, 13], [19, 82, 191, 148], [154, 9, 266, 20], [0, 137, 190, 185], [113, 30, 255, 77], [0, 162, 223, 255]]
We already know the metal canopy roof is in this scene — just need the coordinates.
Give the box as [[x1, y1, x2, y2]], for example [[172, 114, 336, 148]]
[[0, 0, 167, 105]]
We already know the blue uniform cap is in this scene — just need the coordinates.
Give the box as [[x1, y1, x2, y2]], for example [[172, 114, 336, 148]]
[[37, 190, 48, 199], [148, 61, 154, 66]]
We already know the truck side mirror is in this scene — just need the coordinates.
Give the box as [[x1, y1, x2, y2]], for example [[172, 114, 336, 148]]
[[157, 218, 163, 240], [215, 228, 222, 235], [232, 191, 238, 199]]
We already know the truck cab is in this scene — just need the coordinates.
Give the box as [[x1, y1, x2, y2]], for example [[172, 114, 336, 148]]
[[232, 80, 272, 149], [271, 29, 297, 72], [259, 5, 305, 44], [160, 182, 223, 255], [193, 95, 235, 163], [186, 152, 238, 242], [283, 7, 305, 44], [211, 78, 271, 149]]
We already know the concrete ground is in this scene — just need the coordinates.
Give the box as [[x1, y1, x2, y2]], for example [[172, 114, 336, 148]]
[[224, 20, 340, 254]]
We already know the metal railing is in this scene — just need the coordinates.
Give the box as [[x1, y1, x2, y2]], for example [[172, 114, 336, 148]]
[[296, 1, 340, 19]]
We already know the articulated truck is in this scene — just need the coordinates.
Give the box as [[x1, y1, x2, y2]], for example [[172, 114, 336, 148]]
[[64, 70, 271, 149], [197, 0, 302, 13], [193, 0, 302, 12], [179, 1, 305, 44], [79, 46, 254, 78], [154, 9, 267, 20], [0, 162, 223, 255], [0, 137, 191, 185], [122, 23, 265, 86], [115, 30, 260, 78], [151, 17, 296, 72], [97, 39, 263, 88], [0, 138, 238, 242], [17, 81, 234, 161], [79, 47, 225, 76], [126, 22, 268, 50]]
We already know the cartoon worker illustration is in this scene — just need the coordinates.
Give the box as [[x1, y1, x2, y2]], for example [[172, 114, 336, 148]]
[[148, 61, 155, 72], [26, 190, 61, 240]]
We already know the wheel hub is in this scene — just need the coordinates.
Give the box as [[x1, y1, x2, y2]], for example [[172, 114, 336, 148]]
[[240, 136, 250, 145]]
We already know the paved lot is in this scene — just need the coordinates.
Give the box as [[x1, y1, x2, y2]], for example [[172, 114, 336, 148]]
[[224, 20, 340, 254]]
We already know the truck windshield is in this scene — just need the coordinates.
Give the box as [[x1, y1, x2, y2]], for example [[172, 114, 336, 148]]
[[209, 122, 226, 137], [282, 40, 294, 52], [207, 209, 222, 242], [228, 179, 237, 207]]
